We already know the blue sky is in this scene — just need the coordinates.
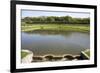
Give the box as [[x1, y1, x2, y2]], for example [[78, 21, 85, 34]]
[[21, 10, 90, 18]]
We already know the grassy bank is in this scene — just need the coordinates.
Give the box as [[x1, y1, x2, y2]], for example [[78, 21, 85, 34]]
[[21, 51, 29, 59], [84, 49, 90, 57], [21, 24, 90, 32]]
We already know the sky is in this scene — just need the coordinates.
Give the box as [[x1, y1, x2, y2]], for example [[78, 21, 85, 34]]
[[21, 10, 90, 18]]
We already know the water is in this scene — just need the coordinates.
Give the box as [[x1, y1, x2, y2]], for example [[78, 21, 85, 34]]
[[21, 30, 90, 56]]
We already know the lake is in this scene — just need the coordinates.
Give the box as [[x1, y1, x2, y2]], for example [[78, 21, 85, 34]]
[[21, 30, 90, 56]]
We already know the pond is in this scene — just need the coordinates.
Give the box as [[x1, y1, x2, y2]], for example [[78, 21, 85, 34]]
[[21, 30, 90, 56]]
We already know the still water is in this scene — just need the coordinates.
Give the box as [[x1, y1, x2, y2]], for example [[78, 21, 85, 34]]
[[21, 30, 90, 56]]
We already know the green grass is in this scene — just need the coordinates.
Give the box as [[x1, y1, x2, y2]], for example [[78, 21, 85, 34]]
[[21, 51, 29, 59], [84, 50, 90, 57], [21, 24, 90, 32], [81, 49, 90, 59]]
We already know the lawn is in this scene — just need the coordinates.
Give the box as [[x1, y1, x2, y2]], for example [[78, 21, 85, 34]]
[[21, 51, 29, 59], [84, 49, 90, 57], [21, 24, 90, 32]]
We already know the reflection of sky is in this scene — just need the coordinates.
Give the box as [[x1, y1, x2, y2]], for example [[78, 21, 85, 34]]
[[21, 32, 90, 56], [21, 10, 90, 18]]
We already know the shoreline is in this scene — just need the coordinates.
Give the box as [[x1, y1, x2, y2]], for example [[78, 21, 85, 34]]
[[21, 24, 90, 32]]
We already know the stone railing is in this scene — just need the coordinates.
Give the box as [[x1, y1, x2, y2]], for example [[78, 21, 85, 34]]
[[21, 49, 90, 63]]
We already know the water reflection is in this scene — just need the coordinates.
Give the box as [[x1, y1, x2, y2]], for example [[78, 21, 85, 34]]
[[24, 30, 89, 35], [21, 30, 90, 56]]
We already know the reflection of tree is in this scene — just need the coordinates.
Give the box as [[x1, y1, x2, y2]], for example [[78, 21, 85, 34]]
[[23, 30, 72, 36]]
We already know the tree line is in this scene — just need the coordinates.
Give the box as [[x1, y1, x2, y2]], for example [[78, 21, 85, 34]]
[[22, 16, 90, 25]]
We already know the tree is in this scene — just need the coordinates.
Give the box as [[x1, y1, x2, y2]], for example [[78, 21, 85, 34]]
[[22, 16, 90, 25]]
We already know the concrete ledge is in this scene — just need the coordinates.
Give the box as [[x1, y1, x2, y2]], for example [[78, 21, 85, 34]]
[[81, 49, 90, 59], [21, 50, 33, 63]]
